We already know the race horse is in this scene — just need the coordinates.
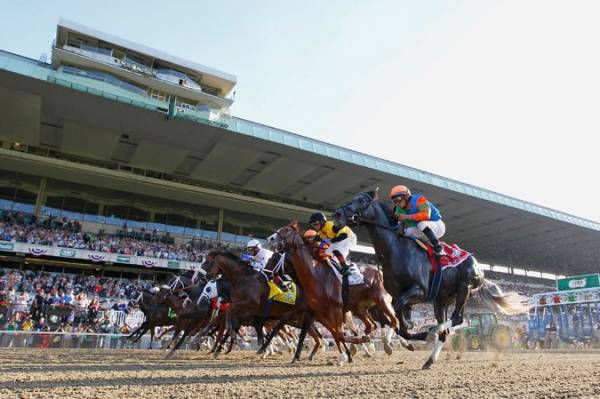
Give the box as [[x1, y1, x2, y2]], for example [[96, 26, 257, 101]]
[[267, 222, 413, 365], [128, 290, 177, 349], [334, 190, 528, 369], [202, 250, 324, 362]]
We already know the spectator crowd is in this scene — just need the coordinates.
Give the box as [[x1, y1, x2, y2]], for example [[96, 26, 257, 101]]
[[0, 266, 148, 336], [0, 210, 224, 262]]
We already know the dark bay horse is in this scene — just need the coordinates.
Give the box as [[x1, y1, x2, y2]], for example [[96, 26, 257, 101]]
[[203, 250, 323, 362], [334, 190, 528, 368], [158, 284, 211, 353], [128, 290, 176, 348]]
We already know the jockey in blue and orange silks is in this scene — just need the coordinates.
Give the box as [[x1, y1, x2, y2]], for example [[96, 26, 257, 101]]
[[389, 185, 446, 257]]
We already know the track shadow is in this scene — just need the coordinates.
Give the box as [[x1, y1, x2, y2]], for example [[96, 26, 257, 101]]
[[2, 368, 410, 391]]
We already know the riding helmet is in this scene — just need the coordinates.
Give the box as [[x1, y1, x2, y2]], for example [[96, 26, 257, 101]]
[[389, 185, 411, 199], [309, 212, 327, 224]]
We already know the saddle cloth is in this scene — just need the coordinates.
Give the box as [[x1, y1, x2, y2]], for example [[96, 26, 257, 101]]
[[327, 261, 364, 285], [210, 297, 230, 312], [414, 239, 471, 273], [267, 280, 297, 305]]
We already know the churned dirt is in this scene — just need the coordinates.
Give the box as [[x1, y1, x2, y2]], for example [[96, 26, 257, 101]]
[[0, 348, 599, 399]]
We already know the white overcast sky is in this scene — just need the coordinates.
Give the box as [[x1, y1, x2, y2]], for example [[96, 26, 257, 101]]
[[1, 1, 599, 222]]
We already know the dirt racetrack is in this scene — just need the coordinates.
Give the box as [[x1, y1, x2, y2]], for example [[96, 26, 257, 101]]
[[1, 348, 599, 399]]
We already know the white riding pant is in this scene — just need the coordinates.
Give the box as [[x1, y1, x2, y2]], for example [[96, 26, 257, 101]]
[[405, 220, 446, 242], [325, 234, 357, 259]]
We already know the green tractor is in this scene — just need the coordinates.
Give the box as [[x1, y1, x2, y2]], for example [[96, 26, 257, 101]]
[[451, 312, 512, 351]]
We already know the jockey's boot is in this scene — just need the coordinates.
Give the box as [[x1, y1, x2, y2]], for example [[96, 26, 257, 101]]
[[423, 227, 444, 258], [333, 250, 352, 276]]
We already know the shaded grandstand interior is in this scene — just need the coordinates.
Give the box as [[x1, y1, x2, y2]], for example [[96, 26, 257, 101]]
[[0, 170, 291, 245]]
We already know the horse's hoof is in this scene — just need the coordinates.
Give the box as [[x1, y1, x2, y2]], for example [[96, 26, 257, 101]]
[[383, 343, 393, 356], [212, 352, 220, 359], [407, 343, 416, 352], [422, 360, 433, 370]]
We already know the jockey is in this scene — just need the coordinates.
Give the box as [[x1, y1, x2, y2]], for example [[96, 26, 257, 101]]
[[242, 239, 274, 272], [308, 212, 357, 275], [389, 185, 445, 257]]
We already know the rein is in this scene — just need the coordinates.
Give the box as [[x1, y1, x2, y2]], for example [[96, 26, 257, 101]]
[[171, 284, 197, 294], [351, 213, 403, 231]]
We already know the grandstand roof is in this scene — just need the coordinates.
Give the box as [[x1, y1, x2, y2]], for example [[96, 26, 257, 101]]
[[0, 48, 599, 276]]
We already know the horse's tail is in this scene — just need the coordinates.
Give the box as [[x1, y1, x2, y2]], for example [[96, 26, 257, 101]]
[[478, 279, 529, 315]]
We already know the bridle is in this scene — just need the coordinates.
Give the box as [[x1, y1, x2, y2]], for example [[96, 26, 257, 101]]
[[340, 194, 403, 232], [271, 226, 303, 253]]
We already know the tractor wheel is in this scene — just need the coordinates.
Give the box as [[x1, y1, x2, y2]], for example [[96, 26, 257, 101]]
[[467, 335, 481, 351], [452, 333, 467, 352], [492, 327, 512, 350]]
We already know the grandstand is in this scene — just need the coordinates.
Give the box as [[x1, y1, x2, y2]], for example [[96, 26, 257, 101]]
[[0, 17, 599, 287]]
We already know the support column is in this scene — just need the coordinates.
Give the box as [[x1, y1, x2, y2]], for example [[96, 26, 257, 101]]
[[217, 208, 224, 242], [34, 177, 47, 216]]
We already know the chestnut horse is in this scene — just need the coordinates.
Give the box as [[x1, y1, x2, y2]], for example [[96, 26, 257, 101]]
[[268, 222, 411, 365]]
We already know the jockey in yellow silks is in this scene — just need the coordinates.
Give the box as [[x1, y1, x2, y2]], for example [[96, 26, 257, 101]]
[[308, 212, 357, 275]]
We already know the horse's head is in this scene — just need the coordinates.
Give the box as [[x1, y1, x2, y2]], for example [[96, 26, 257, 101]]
[[334, 189, 381, 228], [267, 221, 304, 253], [202, 249, 245, 279], [202, 250, 222, 278]]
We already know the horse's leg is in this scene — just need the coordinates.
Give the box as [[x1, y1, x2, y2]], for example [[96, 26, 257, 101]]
[[165, 321, 182, 350], [149, 326, 155, 349], [353, 309, 375, 358], [226, 317, 241, 354], [130, 325, 146, 343], [214, 328, 230, 358], [373, 293, 413, 352], [210, 322, 225, 354], [156, 325, 174, 340], [423, 302, 449, 370], [254, 318, 265, 349], [449, 283, 470, 329], [333, 333, 348, 366], [128, 323, 144, 340], [307, 324, 321, 361], [292, 313, 314, 363], [258, 318, 287, 354], [393, 285, 429, 342], [169, 319, 201, 355]]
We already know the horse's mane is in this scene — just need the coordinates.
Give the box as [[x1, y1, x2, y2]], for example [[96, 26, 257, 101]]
[[357, 190, 396, 225], [209, 249, 255, 275], [216, 249, 243, 262]]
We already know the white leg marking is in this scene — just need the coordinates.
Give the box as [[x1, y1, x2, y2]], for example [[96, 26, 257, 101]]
[[431, 339, 445, 363]]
